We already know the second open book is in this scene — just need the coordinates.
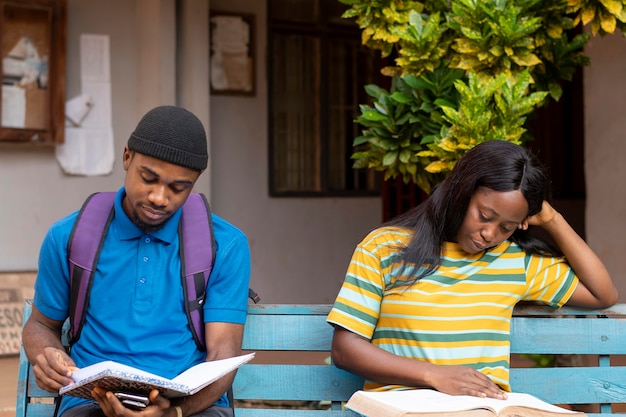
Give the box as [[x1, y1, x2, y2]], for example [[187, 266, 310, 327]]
[[346, 389, 587, 417]]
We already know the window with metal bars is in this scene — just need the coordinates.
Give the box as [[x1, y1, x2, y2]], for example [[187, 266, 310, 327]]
[[268, 0, 383, 196]]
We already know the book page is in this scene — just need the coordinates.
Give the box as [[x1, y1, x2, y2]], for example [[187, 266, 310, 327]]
[[347, 390, 497, 415], [460, 393, 582, 415], [346, 390, 584, 417], [70, 361, 167, 384], [171, 353, 255, 393]]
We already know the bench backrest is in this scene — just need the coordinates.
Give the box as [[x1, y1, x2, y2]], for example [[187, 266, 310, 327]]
[[17, 300, 626, 417]]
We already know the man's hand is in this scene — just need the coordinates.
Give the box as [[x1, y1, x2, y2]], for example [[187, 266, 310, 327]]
[[92, 388, 174, 417], [31, 347, 78, 393]]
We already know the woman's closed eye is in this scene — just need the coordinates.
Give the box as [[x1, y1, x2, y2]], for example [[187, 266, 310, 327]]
[[501, 225, 515, 234]]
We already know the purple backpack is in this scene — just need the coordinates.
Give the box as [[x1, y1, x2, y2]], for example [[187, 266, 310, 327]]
[[66, 192, 259, 351]]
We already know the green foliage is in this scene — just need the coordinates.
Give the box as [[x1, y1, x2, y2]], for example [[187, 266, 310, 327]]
[[352, 67, 464, 193], [340, 0, 625, 194], [416, 70, 548, 176], [448, 0, 544, 76], [386, 11, 452, 76], [568, 0, 626, 36], [521, 353, 557, 367], [339, 0, 427, 57]]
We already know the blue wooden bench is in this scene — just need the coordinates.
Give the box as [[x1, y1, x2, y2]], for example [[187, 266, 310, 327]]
[[16, 300, 626, 416]]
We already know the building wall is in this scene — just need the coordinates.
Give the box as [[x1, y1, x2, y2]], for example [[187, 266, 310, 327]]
[[1, 2, 624, 306], [0, 0, 139, 272], [0, 0, 381, 305], [207, 0, 381, 303], [584, 32, 626, 299]]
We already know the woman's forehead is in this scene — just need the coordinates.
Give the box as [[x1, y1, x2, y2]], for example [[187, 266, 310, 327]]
[[472, 187, 528, 222]]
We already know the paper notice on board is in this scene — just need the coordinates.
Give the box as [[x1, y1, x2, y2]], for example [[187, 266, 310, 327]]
[[57, 34, 114, 176], [56, 127, 115, 176], [65, 94, 93, 126], [210, 15, 252, 92], [1, 85, 26, 128], [79, 34, 111, 82], [81, 80, 112, 128]]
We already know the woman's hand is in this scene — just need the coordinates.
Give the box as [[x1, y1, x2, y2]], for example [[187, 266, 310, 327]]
[[522, 201, 618, 308], [524, 201, 557, 228], [332, 327, 507, 400], [428, 365, 507, 400]]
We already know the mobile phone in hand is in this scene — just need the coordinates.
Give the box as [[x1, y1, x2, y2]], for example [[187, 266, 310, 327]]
[[114, 392, 150, 410]]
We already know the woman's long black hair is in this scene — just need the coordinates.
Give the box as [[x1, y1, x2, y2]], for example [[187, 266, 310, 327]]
[[388, 140, 560, 282]]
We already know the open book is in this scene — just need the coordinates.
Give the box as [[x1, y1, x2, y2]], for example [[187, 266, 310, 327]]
[[346, 389, 587, 417], [59, 352, 255, 399]]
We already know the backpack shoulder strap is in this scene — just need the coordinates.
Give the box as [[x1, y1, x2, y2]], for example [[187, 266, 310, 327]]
[[180, 193, 215, 351], [181, 194, 260, 350], [67, 192, 116, 345], [67, 191, 257, 351]]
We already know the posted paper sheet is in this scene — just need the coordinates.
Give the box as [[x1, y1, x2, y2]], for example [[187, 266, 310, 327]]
[[56, 34, 114, 176]]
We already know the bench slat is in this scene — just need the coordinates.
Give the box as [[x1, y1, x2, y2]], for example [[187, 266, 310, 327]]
[[588, 415, 626, 417], [511, 316, 626, 354], [24, 403, 57, 417], [511, 366, 626, 404], [16, 349, 31, 417], [246, 304, 334, 315], [513, 304, 626, 317], [236, 410, 355, 417], [587, 415, 626, 417], [27, 372, 56, 399], [243, 313, 332, 351], [233, 364, 362, 400]]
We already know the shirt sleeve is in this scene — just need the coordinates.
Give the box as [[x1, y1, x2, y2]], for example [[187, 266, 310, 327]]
[[523, 252, 579, 308], [203, 215, 251, 325], [33, 214, 77, 322], [327, 235, 386, 340]]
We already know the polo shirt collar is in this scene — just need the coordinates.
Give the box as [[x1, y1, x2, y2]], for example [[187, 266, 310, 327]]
[[113, 187, 182, 244]]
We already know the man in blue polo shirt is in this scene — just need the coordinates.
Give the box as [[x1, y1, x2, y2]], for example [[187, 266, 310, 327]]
[[22, 106, 251, 417]]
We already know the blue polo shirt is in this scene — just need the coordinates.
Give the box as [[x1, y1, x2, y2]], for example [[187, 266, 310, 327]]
[[34, 187, 251, 414]]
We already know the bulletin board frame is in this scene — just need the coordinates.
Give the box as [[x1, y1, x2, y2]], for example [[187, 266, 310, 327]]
[[0, 0, 66, 144], [209, 11, 255, 97]]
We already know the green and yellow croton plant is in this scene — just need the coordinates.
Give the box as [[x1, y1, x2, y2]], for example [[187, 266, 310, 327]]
[[343, 0, 626, 194]]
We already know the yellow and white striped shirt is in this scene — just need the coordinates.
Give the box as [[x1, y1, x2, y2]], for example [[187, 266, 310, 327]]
[[327, 226, 578, 391]]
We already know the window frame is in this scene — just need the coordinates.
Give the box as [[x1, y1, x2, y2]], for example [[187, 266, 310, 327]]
[[267, 1, 382, 197]]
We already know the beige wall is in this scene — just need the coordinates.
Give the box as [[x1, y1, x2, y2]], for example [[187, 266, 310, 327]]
[[584, 32, 626, 300], [0, 0, 381, 304], [0, 0, 138, 272], [207, 0, 381, 303]]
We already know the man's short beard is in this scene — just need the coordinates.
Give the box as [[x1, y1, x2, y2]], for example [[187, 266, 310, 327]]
[[132, 213, 164, 234]]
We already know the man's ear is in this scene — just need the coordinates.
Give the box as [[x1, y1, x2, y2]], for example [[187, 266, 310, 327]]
[[518, 219, 529, 230], [122, 147, 134, 171]]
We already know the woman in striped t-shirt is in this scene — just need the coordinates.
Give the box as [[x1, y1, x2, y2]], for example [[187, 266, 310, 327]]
[[327, 140, 618, 400]]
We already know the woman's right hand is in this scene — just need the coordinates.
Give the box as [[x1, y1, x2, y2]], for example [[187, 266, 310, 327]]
[[331, 326, 507, 400], [427, 365, 507, 400]]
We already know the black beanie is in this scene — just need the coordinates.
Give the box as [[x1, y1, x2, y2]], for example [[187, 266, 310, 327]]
[[127, 105, 208, 171]]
